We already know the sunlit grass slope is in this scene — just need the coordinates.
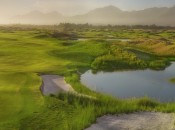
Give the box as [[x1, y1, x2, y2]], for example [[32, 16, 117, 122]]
[[0, 73, 43, 129], [0, 30, 107, 129]]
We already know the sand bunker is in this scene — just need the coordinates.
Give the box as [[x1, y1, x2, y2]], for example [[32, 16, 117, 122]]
[[85, 112, 175, 130], [41, 75, 74, 95]]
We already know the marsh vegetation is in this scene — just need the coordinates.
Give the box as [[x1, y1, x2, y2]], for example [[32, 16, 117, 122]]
[[170, 78, 175, 83]]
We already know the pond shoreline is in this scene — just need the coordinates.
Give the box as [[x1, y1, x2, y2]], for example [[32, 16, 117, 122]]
[[81, 62, 175, 102]]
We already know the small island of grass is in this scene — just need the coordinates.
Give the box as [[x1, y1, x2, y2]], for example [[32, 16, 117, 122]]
[[170, 78, 175, 83]]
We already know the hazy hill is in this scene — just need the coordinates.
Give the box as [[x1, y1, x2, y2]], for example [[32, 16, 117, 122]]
[[70, 6, 175, 26], [68, 6, 124, 24], [12, 6, 175, 26]]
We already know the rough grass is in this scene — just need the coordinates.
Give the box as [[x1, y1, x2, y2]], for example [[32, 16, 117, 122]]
[[18, 94, 175, 130]]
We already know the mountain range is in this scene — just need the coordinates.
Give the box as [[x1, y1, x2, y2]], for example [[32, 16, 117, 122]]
[[12, 5, 175, 26]]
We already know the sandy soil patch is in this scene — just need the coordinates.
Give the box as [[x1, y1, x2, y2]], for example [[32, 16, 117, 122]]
[[41, 75, 74, 95], [85, 112, 175, 130]]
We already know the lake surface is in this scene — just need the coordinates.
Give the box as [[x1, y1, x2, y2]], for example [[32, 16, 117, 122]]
[[81, 63, 175, 102]]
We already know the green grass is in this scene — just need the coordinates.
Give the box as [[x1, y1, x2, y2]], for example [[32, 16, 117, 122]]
[[0, 73, 43, 129], [0, 26, 175, 130]]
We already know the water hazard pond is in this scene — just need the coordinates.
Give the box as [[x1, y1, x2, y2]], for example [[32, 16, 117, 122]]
[[81, 62, 175, 102]]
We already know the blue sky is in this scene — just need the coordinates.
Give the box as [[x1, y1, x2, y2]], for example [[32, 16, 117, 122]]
[[0, 0, 175, 17]]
